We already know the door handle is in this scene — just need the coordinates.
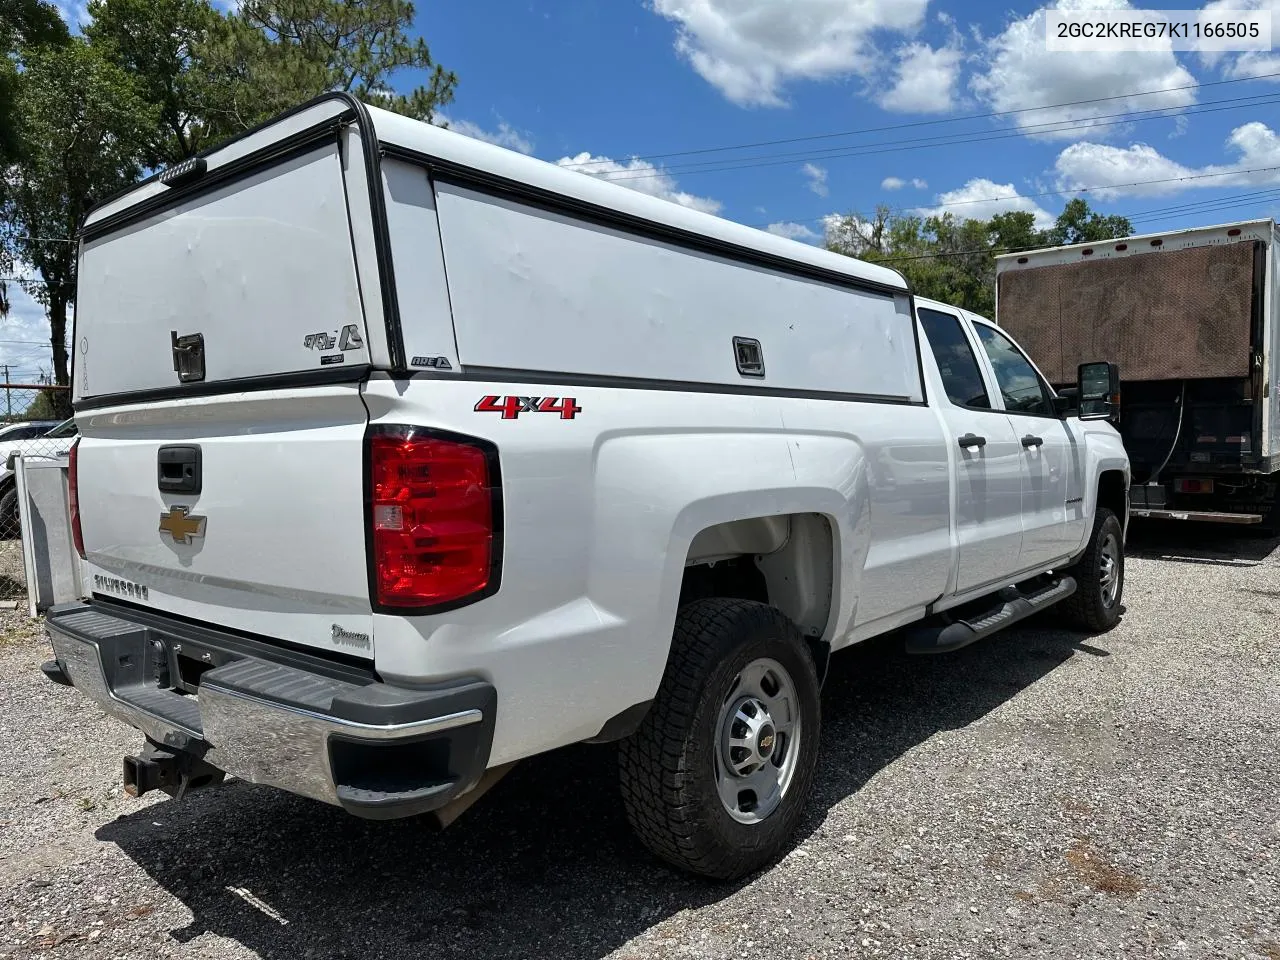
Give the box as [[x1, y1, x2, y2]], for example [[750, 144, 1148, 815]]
[[1021, 435, 1044, 449], [958, 433, 987, 450]]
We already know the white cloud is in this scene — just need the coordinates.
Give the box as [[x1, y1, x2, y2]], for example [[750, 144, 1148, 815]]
[[1200, 0, 1280, 78], [1055, 121, 1280, 197], [971, 0, 1198, 140], [765, 221, 821, 242], [1223, 51, 1280, 79], [49, 0, 90, 28], [877, 42, 963, 114], [555, 153, 721, 214], [650, 0, 932, 107], [882, 176, 928, 190], [1054, 143, 1193, 197], [801, 162, 829, 197], [915, 178, 1055, 229], [435, 115, 534, 155]]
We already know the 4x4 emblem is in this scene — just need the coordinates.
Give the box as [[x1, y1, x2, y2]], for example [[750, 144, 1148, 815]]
[[159, 505, 206, 545]]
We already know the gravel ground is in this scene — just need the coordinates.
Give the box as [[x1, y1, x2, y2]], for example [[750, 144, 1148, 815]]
[[1, 525, 1278, 960], [0, 540, 29, 604]]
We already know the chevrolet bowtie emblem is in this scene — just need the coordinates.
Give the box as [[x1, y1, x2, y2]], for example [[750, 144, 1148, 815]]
[[158, 505, 206, 545]]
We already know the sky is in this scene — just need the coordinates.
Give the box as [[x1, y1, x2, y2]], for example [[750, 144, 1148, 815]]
[[421, 0, 1280, 238], [9, 0, 1280, 373]]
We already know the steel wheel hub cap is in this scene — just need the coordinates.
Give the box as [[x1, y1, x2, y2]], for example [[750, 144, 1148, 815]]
[[1099, 532, 1121, 607], [714, 657, 802, 825], [725, 698, 776, 774]]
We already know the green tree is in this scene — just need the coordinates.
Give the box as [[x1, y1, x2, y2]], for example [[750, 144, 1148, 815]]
[[988, 210, 1041, 254], [826, 210, 998, 315], [1042, 198, 1134, 246], [200, 0, 456, 139], [84, 0, 457, 164], [0, 0, 68, 315], [23, 386, 65, 421], [0, 39, 155, 385], [84, 0, 224, 168], [824, 199, 1135, 315], [1, 0, 69, 158]]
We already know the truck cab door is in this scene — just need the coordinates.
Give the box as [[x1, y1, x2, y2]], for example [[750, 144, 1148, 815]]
[[969, 319, 1088, 568], [917, 307, 1024, 593]]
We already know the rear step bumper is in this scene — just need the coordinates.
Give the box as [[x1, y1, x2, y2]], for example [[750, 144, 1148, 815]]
[[44, 602, 496, 820]]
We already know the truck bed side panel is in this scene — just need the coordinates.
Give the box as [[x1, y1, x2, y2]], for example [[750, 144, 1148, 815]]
[[362, 377, 950, 768]]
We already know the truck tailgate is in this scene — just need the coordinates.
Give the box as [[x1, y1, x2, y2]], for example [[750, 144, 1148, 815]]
[[77, 389, 374, 656]]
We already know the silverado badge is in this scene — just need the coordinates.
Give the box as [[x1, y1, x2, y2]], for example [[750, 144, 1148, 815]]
[[158, 505, 206, 545]]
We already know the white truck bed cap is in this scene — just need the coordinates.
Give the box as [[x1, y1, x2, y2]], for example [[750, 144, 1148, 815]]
[[82, 93, 908, 297], [364, 104, 908, 294]]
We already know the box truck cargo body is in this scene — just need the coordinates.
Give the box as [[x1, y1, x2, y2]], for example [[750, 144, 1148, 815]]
[[995, 219, 1280, 528]]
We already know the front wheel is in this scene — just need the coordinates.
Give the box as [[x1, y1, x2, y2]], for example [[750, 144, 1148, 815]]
[[618, 598, 821, 881], [1061, 507, 1125, 633]]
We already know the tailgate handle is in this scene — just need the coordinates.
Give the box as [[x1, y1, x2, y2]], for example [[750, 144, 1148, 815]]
[[157, 446, 202, 494], [171, 330, 205, 383]]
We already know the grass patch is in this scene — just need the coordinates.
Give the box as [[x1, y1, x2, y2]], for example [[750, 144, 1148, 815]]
[[0, 616, 45, 648]]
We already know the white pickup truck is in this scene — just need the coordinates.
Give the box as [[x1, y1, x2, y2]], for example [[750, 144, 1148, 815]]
[[44, 94, 1130, 881]]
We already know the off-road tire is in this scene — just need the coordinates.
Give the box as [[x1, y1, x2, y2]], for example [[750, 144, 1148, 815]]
[[1061, 507, 1125, 633], [618, 598, 821, 881]]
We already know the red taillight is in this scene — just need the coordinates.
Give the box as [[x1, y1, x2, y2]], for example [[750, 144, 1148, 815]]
[[367, 429, 500, 610], [1174, 478, 1214, 495], [68, 439, 85, 559]]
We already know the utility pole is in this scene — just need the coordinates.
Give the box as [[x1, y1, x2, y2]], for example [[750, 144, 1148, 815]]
[[3, 364, 10, 420]]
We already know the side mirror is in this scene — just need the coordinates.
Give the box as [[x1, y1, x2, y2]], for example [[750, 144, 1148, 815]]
[[1078, 361, 1121, 422]]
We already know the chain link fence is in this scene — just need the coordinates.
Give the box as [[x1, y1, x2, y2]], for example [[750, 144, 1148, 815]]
[[0, 385, 73, 601]]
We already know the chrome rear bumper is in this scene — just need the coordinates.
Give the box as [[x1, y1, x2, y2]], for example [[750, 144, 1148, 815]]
[[46, 602, 495, 819]]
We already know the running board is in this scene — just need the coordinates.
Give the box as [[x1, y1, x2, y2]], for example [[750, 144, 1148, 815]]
[[904, 577, 1077, 655], [1131, 508, 1262, 524]]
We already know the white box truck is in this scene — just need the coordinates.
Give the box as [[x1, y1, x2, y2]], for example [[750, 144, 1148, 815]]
[[996, 219, 1280, 530]]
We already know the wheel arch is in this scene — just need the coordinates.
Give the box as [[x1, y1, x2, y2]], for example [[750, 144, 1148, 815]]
[[1097, 468, 1129, 533], [679, 512, 839, 684]]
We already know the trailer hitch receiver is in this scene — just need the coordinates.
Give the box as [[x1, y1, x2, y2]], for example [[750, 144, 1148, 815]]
[[122, 741, 225, 800]]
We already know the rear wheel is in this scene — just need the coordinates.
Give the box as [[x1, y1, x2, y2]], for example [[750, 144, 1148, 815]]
[[618, 598, 821, 881], [1061, 507, 1125, 633]]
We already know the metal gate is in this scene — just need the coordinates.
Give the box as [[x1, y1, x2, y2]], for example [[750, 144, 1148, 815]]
[[0, 385, 73, 601]]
